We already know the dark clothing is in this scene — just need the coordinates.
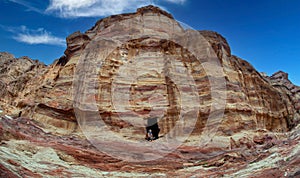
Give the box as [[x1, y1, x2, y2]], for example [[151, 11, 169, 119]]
[[18, 111, 22, 117], [146, 130, 154, 141]]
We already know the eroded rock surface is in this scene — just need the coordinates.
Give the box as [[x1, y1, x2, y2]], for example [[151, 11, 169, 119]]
[[0, 52, 46, 115], [0, 116, 299, 177], [0, 5, 299, 177], [269, 71, 300, 126]]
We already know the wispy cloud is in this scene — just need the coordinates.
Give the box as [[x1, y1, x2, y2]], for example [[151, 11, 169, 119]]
[[2, 25, 65, 46], [46, 0, 148, 18], [8, 0, 188, 18], [8, 0, 187, 18], [8, 0, 44, 13], [45, 0, 187, 18], [164, 0, 186, 4]]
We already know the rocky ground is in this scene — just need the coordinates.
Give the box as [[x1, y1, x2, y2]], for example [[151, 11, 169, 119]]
[[0, 116, 300, 177]]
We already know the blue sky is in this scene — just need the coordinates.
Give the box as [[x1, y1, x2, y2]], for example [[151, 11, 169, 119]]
[[0, 0, 299, 85]]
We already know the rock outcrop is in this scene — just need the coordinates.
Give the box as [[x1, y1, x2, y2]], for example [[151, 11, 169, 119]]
[[269, 71, 300, 123], [0, 52, 46, 115], [0, 5, 299, 177]]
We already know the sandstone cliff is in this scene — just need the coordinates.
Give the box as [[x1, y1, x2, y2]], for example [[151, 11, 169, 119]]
[[0, 5, 299, 177], [269, 71, 300, 118], [0, 52, 46, 114]]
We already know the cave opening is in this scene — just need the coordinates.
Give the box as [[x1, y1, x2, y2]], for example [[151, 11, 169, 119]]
[[145, 117, 160, 141]]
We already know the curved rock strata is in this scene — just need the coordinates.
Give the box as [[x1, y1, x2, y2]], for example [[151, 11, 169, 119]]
[[0, 5, 299, 177]]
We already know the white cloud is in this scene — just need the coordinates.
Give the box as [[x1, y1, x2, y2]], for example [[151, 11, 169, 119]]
[[8, 0, 188, 18], [46, 0, 148, 18], [46, 0, 187, 18], [10, 26, 65, 46], [164, 0, 186, 4], [47, 0, 98, 10]]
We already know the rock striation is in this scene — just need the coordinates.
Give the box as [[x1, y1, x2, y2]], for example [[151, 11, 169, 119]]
[[0, 52, 46, 115], [0, 5, 299, 177], [268, 71, 300, 124]]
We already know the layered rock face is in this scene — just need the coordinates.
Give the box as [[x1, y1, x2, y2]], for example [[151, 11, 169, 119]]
[[1, 5, 300, 177], [4, 5, 297, 136], [268, 71, 300, 120], [0, 52, 46, 115]]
